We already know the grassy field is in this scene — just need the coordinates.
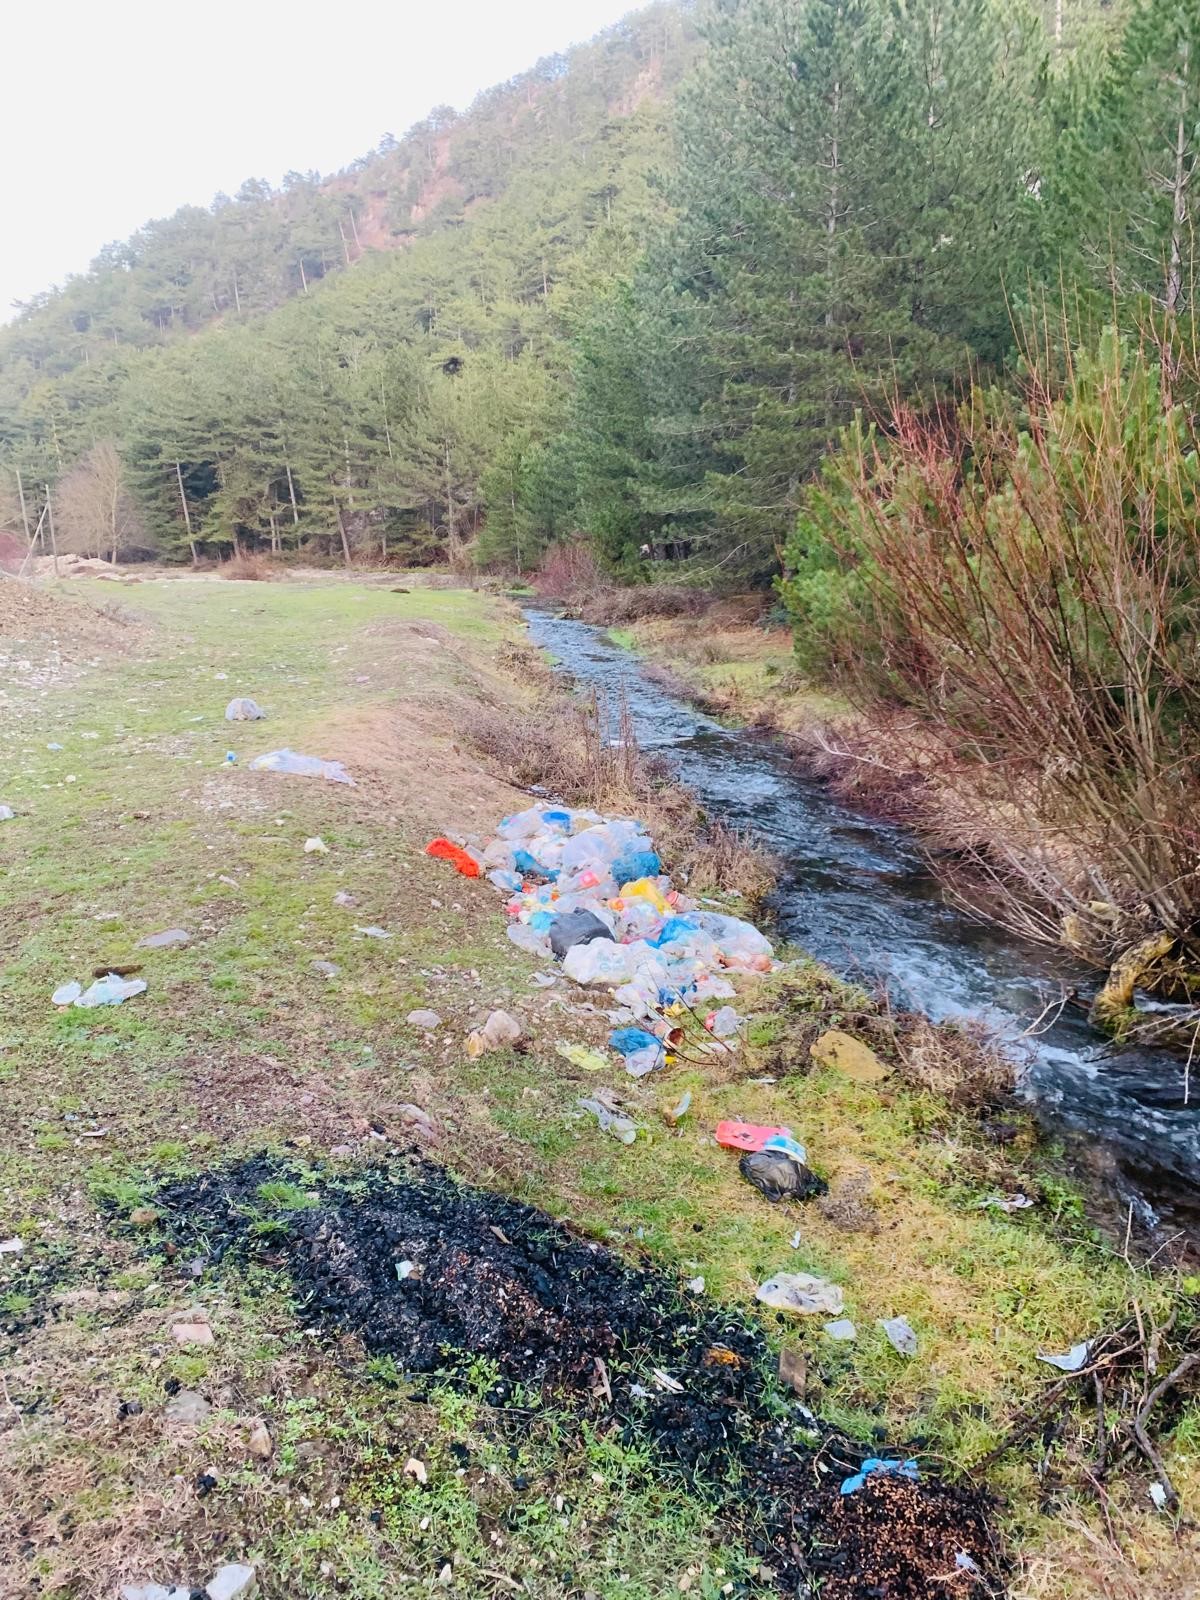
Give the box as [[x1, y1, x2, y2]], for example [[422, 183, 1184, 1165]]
[[0, 576, 1195, 1599]]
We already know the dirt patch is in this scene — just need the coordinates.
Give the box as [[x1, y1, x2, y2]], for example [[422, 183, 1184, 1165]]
[[0, 578, 147, 691], [147, 1157, 1001, 1598]]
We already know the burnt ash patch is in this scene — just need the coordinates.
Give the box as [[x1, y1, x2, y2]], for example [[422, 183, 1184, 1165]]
[[149, 1157, 1001, 1599]]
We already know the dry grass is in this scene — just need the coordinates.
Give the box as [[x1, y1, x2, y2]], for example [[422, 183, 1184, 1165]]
[[463, 689, 776, 906], [219, 552, 275, 581]]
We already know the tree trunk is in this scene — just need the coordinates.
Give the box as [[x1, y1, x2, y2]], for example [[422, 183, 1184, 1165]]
[[44, 483, 59, 578], [335, 503, 353, 568], [175, 460, 198, 564], [1165, 51, 1191, 318], [284, 459, 301, 525], [15, 468, 31, 546]]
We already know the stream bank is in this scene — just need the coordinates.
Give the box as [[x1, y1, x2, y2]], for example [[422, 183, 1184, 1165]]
[[524, 607, 1200, 1246]]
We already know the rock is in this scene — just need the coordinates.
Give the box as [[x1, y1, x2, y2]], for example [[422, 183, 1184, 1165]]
[[406, 1010, 442, 1031], [310, 960, 340, 978], [130, 1207, 160, 1227], [878, 1315, 918, 1357], [778, 1346, 807, 1395], [136, 928, 191, 950], [810, 1029, 889, 1084], [823, 1318, 858, 1341], [304, 837, 328, 854], [466, 1008, 522, 1057], [246, 1420, 273, 1459], [396, 1104, 438, 1142], [164, 1389, 212, 1426], [206, 1565, 256, 1600], [120, 1585, 191, 1600], [333, 891, 357, 908], [171, 1320, 214, 1346], [0, 1237, 24, 1254]]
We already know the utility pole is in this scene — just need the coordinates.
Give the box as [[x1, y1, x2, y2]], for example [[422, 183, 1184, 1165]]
[[44, 484, 59, 578]]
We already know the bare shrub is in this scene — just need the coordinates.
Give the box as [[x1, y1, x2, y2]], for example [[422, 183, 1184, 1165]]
[[791, 324, 1200, 972], [580, 584, 710, 625], [533, 540, 608, 602], [220, 553, 276, 581]]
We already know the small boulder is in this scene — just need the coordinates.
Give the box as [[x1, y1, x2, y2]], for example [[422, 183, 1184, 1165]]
[[810, 1029, 889, 1084], [206, 1565, 257, 1600], [171, 1320, 214, 1347], [406, 1010, 442, 1031], [246, 1421, 273, 1459], [164, 1389, 212, 1426]]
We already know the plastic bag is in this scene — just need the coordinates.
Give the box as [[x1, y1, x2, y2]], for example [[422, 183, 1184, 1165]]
[[692, 911, 773, 969], [740, 1137, 827, 1203], [224, 697, 265, 721], [578, 1097, 638, 1145], [426, 837, 482, 877], [496, 806, 552, 841], [75, 974, 148, 1008], [0, 805, 14, 822], [136, 928, 190, 949], [706, 1005, 741, 1038], [611, 849, 661, 886], [609, 1026, 664, 1077], [250, 748, 354, 785], [877, 1316, 918, 1357], [716, 1120, 793, 1153], [562, 938, 657, 987], [549, 909, 615, 960], [840, 1458, 919, 1497], [52, 981, 83, 1006], [507, 922, 551, 957], [756, 1273, 844, 1316]]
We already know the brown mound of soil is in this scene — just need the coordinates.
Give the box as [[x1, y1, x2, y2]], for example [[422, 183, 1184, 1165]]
[[0, 578, 141, 660], [147, 1157, 1002, 1598]]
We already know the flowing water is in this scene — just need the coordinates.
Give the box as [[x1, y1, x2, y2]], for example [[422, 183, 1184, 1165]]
[[524, 608, 1200, 1239]]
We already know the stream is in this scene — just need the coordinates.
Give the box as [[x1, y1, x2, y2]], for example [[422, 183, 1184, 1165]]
[[524, 608, 1200, 1241]]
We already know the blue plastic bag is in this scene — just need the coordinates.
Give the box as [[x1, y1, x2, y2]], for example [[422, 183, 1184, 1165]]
[[611, 849, 661, 887], [839, 1458, 919, 1496]]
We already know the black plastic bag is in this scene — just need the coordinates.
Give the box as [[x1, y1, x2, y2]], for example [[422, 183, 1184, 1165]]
[[549, 909, 615, 960], [740, 1149, 828, 1204]]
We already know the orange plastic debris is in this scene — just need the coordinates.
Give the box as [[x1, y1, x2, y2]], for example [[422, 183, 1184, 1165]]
[[714, 1120, 793, 1154], [425, 837, 481, 878]]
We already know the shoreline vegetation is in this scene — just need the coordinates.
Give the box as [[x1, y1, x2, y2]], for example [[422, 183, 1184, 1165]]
[[1, 571, 1196, 1599]]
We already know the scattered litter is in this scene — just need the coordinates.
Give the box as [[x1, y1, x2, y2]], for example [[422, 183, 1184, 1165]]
[[878, 1316, 918, 1358], [404, 1456, 428, 1485], [739, 1135, 827, 1204], [687, 1276, 705, 1294], [550, 908, 615, 960], [0, 805, 14, 821], [333, 890, 357, 908], [426, 838, 482, 877], [466, 1009, 522, 1057], [840, 1458, 919, 1496], [225, 751, 236, 764], [407, 1010, 442, 1031], [705, 1005, 741, 1038], [824, 1318, 858, 1341], [531, 971, 557, 988], [578, 1096, 638, 1145], [304, 836, 329, 854], [789, 1229, 802, 1249], [664, 1089, 692, 1126], [46, 741, 64, 751], [75, 974, 148, 1008], [136, 928, 190, 949], [609, 1024, 665, 1077], [206, 1564, 256, 1600], [756, 1273, 844, 1317], [224, 697, 265, 721], [311, 960, 340, 978], [716, 1120, 792, 1154], [52, 981, 83, 1006], [354, 925, 392, 940], [976, 1192, 1035, 1212], [955, 1551, 982, 1575], [555, 1041, 609, 1073], [396, 1259, 419, 1279], [250, 749, 354, 785], [1149, 1481, 1169, 1512], [0, 1237, 24, 1255], [650, 1368, 685, 1394], [1038, 1340, 1091, 1373]]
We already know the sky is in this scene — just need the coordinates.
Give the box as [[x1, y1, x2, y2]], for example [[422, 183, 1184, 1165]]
[[0, 0, 638, 320]]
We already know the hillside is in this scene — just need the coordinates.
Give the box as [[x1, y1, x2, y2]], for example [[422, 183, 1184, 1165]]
[[0, 2, 697, 563]]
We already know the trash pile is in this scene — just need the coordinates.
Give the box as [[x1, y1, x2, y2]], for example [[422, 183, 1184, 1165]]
[[428, 803, 775, 1075]]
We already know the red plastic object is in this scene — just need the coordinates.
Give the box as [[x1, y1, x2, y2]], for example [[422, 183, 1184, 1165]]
[[425, 837, 481, 878], [714, 1120, 793, 1153]]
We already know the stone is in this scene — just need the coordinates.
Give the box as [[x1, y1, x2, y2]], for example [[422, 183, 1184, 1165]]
[[246, 1421, 273, 1459], [311, 960, 340, 978], [206, 1564, 257, 1600], [130, 1207, 160, 1227], [810, 1029, 889, 1084], [120, 1585, 190, 1600], [778, 1346, 807, 1396], [171, 1320, 214, 1346], [136, 928, 191, 950], [406, 1010, 442, 1031], [165, 1389, 212, 1426]]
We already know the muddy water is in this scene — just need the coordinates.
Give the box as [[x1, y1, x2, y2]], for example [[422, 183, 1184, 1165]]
[[524, 609, 1200, 1238]]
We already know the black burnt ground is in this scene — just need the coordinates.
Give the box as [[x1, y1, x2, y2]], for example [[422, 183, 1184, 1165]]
[[149, 1158, 1001, 1599]]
